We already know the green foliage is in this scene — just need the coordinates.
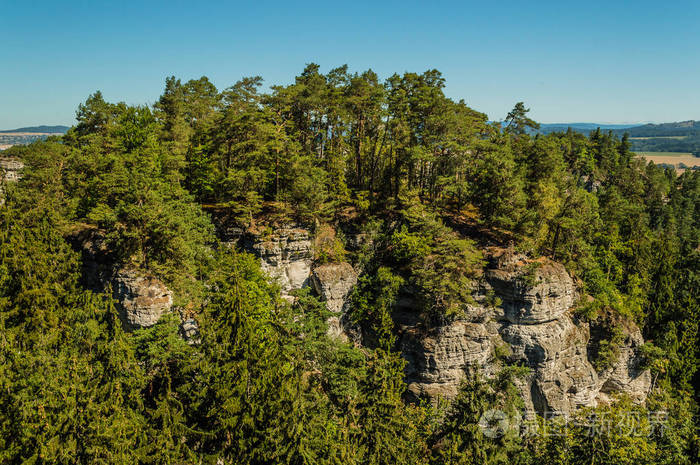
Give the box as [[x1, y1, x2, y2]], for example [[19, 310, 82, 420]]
[[1, 64, 699, 463], [521, 261, 543, 287], [574, 297, 600, 321], [504, 102, 540, 136], [429, 368, 529, 465], [524, 397, 699, 465], [389, 196, 485, 319], [0, 200, 151, 464], [591, 323, 626, 372], [389, 224, 431, 262], [351, 266, 405, 349], [313, 224, 347, 264], [33, 98, 217, 306]]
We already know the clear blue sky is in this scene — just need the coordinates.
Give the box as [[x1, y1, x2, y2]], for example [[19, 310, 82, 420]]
[[1, 0, 699, 129]]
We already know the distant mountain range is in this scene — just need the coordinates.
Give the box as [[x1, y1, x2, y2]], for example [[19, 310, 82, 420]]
[[0, 125, 71, 150], [539, 123, 638, 134], [538, 121, 700, 156], [611, 120, 700, 138], [0, 125, 70, 134], [538, 121, 699, 137]]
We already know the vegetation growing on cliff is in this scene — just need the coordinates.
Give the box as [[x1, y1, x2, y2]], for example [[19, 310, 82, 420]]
[[0, 65, 698, 464]]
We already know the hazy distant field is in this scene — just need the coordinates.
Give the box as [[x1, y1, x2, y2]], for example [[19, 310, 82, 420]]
[[635, 151, 699, 171], [0, 132, 56, 148], [630, 136, 688, 140]]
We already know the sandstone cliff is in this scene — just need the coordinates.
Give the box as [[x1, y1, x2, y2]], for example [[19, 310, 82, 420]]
[[0, 157, 23, 204], [247, 227, 313, 299], [68, 227, 175, 331], [112, 269, 173, 330], [239, 226, 650, 416], [0, 158, 24, 183], [311, 262, 358, 340], [397, 249, 649, 415]]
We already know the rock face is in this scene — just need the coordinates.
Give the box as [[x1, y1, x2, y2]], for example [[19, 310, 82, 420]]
[[230, 223, 359, 339], [0, 158, 23, 203], [246, 228, 313, 297], [311, 262, 358, 339], [486, 259, 575, 324], [67, 227, 174, 331], [311, 262, 358, 313], [396, 249, 651, 415], [230, 224, 650, 416], [591, 316, 651, 405], [0, 158, 24, 183], [499, 315, 599, 414], [180, 317, 201, 344], [207, 211, 315, 299], [112, 269, 173, 330]]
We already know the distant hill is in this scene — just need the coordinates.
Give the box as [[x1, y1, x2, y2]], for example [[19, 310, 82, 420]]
[[539, 122, 638, 134], [611, 120, 700, 138], [0, 125, 70, 134], [613, 121, 700, 155], [537, 121, 700, 156], [538, 123, 638, 135], [0, 125, 70, 150]]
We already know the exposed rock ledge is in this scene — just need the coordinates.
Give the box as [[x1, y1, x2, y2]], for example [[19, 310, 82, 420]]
[[0, 158, 24, 204], [222, 225, 651, 416], [68, 228, 175, 331], [311, 262, 358, 340], [249, 228, 313, 298], [215, 217, 361, 339], [0, 158, 24, 183], [112, 270, 173, 330], [398, 249, 650, 415]]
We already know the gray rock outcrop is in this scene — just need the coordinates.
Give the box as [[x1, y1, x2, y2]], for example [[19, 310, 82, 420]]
[[232, 226, 651, 417], [396, 249, 650, 416], [67, 227, 174, 331], [180, 317, 201, 344], [486, 258, 575, 324], [311, 262, 358, 339], [311, 262, 358, 313], [247, 228, 313, 298], [593, 317, 651, 405], [112, 269, 173, 330], [0, 157, 23, 204], [0, 158, 24, 183]]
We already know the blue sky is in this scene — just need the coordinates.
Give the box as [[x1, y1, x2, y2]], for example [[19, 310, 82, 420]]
[[1, 0, 698, 128]]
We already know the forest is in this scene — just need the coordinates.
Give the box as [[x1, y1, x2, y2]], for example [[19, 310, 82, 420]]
[[541, 121, 700, 156], [0, 64, 698, 464]]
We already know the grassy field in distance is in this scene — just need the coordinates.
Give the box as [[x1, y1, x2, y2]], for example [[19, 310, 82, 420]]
[[635, 152, 699, 172], [630, 136, 688, 140]]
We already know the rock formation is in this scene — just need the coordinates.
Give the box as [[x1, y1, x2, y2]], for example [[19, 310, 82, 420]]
[[179, 316, 201, 344], [0, 158, 24, 183], [112, 269, 173, 330], [0, 157, 23, 203], [248, 228, 313, 297], [311, 262, 358, 339], [222, 225, 651, 416], [397, 249, 650, 415], [68, 227, 175, 331]]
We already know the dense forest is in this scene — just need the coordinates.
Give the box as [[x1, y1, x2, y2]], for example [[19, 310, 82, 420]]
[[611, 121, 699, 155], [541, 121, 700, 156], [0, 126, 71, 150], [626, 135, 700, 156], [0, 64, 698, 464], [614, 121, 700, 138]]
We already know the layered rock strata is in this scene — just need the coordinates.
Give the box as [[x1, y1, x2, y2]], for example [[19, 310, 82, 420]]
[[112, 270, 173, 330], [224, 226, 651, 416]]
